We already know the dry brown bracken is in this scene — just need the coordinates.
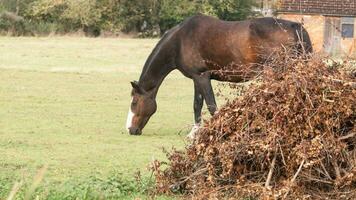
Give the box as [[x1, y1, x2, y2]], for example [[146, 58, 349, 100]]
[[152, 51, 356, 200]]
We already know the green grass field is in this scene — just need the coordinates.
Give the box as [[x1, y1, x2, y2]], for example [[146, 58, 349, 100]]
[[0, 37, 231, 199]]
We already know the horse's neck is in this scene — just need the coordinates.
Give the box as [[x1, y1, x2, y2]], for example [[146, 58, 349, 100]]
[[138, 52, 174, 99], [138, 26, 180, 98]]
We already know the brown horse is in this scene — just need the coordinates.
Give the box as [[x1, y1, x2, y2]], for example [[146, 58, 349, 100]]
[[126, 14, 312, 136]]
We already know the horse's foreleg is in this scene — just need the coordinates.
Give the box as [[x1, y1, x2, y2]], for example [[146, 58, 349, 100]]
[[188, 81, 204, 139], [193, 81, 204, 124], [195, 72, 217, 116], [188, 73, 218, 139]]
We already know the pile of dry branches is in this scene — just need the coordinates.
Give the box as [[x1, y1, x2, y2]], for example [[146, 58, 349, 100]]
[[152, 54, 356, 199]]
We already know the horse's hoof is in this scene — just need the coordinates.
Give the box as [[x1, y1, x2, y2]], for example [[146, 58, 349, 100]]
[[187, 124, 200, 140]]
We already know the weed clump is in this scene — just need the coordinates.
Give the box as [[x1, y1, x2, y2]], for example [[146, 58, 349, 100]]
[[152, 53, 356, 199]]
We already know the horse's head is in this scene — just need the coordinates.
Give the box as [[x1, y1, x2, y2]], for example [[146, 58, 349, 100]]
[[126, 81, 157, 135]]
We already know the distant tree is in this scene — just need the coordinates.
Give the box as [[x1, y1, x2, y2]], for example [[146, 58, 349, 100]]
[[27, 0, 66, 22], [158, 0, 202, 33], [116, 0, 161, 35], [61, 0, 100, 26], [208, 0, 258, 21], [0, 0, 36, 35], [158, 0, 258, 33], [0, 0, 36, 15], [28, 0, 102, 35], [96, 0, 122, 33], [62, 0, 102, 36]]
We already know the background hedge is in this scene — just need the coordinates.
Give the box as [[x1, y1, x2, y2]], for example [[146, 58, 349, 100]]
[[0, 0, 259, 37]]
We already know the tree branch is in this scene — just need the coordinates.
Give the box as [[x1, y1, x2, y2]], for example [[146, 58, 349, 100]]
[[265, 151, 277, 188]]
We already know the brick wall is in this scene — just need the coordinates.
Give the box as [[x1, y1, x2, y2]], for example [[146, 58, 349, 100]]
[[279, 0, 356, 16], [278, 14, 325, 52], [279, 13, 356, 57]]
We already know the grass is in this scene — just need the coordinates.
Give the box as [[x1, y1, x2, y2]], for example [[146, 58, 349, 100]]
[[0, 36, 231, 199]]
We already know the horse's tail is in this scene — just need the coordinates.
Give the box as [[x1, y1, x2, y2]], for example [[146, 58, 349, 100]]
[[293, 23, 313, 54]]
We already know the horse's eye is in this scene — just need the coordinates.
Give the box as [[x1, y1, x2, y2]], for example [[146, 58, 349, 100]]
[[132, 101, 137, 106]]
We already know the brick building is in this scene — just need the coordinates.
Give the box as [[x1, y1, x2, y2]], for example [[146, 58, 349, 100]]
[[255, 0, 276, 16], [276, 0, 356, 57]]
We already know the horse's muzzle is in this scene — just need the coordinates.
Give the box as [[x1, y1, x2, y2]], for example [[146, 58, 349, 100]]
[[129, 127, 142, 135]]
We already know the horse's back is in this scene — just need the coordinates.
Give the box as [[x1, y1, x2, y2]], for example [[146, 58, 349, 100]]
[[248, 17, 312, 53], [173, 15, 312, 79], [176, 15, 254, 71]]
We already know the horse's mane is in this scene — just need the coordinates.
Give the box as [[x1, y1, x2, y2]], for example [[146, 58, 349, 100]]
[[138, 25, 182, 84], [139, 14, 212, 84]]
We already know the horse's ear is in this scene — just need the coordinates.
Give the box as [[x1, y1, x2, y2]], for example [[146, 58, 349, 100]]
[[131, 81, 144, 94]]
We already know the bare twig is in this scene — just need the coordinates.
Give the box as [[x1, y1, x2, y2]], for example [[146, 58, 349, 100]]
[[300, 174, 334, 184], [283, 160, 305, 199], [278, 142, 287, 166], [292, 160, 305, 182], [171, 167, 208, 189], [295, 30, 306, 55], [320, 162, 332, 180], [324, 77, 356, 89], [265, 151, 277, 188], [338, 132, 356, 141], [332, 160, 341, 180]]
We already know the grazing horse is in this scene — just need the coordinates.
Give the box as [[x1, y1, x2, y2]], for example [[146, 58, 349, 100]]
[[126, 14, 312, 136]]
